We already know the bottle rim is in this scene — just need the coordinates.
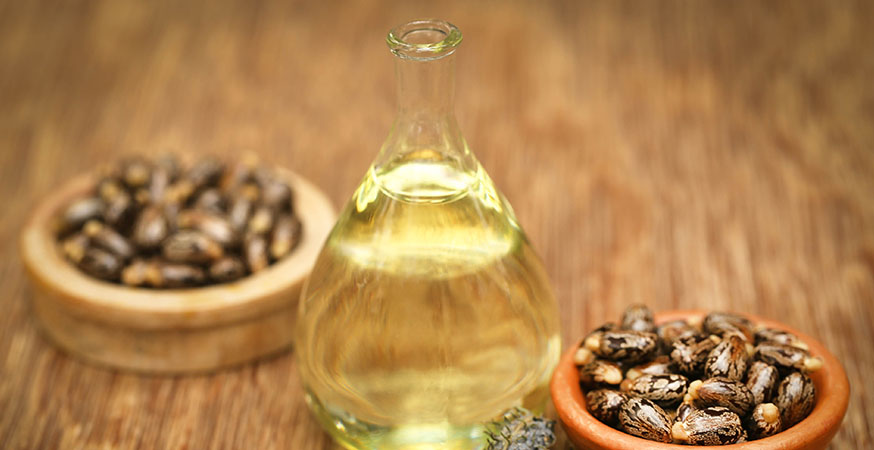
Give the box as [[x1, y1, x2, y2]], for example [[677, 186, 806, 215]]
[[387, 19, 462, 61]]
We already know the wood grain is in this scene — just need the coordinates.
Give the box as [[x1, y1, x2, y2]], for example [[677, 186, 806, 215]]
[[1, 0, 872, 448]]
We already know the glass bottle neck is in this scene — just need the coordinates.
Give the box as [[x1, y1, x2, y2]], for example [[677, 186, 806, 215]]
[[375, 53, 474, 172], [396, 54, 455, 117]]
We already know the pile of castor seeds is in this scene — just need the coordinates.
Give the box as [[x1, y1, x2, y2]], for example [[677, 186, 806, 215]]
[[576, 305, 822, 445], [55, 155, 302, 288]]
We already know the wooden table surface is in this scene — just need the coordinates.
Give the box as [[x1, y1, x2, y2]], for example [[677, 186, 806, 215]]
[[2, 0, 872, 448]]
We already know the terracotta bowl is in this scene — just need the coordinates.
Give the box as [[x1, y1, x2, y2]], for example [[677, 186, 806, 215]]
[[20, 169, 335, 374], [551, 310, 849, 450]]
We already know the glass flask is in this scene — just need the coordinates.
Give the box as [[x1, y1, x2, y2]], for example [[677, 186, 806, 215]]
[[295, 19, 561, 450]]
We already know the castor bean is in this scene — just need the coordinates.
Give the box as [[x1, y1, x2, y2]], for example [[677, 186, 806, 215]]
[[746, 361, 780, 404], [61, 233, 90, 263], [670, 331, 720, 376], [83, 220, 135, 261], [671, 406, 745, 445], [164, 179, 196, 206], [187, 156, 224, 189], [261, 179, 293, 212], [626, 356, 674, 380], [621, 304, 655, 333], [748, 403, 782, 439], [121, 259, 151, 287], [148, 262, 206, 288], [103, 191, 136, 232], [177, 210, 239, 248], [688, 377, 755, 416], [270, 214, 302, 259], [248, 206, 275, 235], [585, 389, 626, 427], [618, 397, 672, 443], [132, 205, 169, 249], [775, 372, 816, 427], [623, 374, 688, 408], [754, 327, 809, 350], [755, 342, 823, 374], [244, 233, 269, 272], [221, 156, 257, 190], [657, 319, 695, 345], [703, 312, 754, 341], [675, 402, 697, 423], [149, 154, 179, 201], [208, 256, 247, 283], [194, 188, 226, 214], [78, 247, 123, 281], [704, 333, 748, 381], [585, 330, 658, 364], [228, 184, 259, 231], [96, 178, 125, 203], [579, 360, 623, 390], [162, 231, 223, 264], [121, 157, 151, 190], [58, 197, 104, 235]]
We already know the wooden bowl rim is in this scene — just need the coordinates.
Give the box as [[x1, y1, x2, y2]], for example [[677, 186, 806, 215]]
[[551, 310, 850, 450], [20, 168, 335, 330]]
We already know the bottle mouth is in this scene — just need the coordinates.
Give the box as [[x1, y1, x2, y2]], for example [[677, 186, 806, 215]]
[[387, 19, 462, 61]]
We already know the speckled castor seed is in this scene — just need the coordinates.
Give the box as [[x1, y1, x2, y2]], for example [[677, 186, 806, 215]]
[[132, 205, 170, 249], [270, 214, 303, 259], [703, 312, 754, 341], [626, 356, 674, 380], [579, 360, 624, 389], [585, 389, 627, 426], [671, 406, 745, 445], [61, 233, 90, 263], [177, 210, 240, 249], [243, 233, 269, 272], [148, 262, 207, 288], [186, 156, 225, 190], [775, 372, 816, 427], [103, 190, 136, 231], [208, 256, 247, 283], [675, 402, 697, 423], [194, 188, 226, 214], [657, 319, 695, 345], [83, 220, 135, 261], [670, 331, 720, 376], [688, 377, 755, 416], [704, 334, 749, 381], [78, 247, 123, 281], [586, 330, 659, 364], [623, 374, 689, 408], [58, 197, 104, 235], [755, 342, 823, 374], [748, 403, 782, 439], [754, 327, 810, 350], [582, 323, 618, 353], [162, 230, 224, 264], [746, 361, 780, 404], [618, 397, 672, 443], [621, 304, 655, 333]]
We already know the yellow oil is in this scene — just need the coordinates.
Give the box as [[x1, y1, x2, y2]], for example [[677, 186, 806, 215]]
[[295, 150, 561, 449]]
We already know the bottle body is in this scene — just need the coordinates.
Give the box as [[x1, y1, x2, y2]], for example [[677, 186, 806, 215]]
[[296, 154, 560, 449]]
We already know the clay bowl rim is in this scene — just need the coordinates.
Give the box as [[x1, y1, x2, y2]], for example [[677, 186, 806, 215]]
[[20, 167, 335, 331], [551, 310, 850, 449]]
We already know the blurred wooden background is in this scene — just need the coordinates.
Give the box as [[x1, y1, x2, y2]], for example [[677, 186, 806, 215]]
[[1, 0, 872, 448]]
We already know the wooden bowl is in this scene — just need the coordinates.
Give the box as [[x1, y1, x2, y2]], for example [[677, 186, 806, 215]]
[[551, 310, 850, 450], [20, 169, 335, 374]]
